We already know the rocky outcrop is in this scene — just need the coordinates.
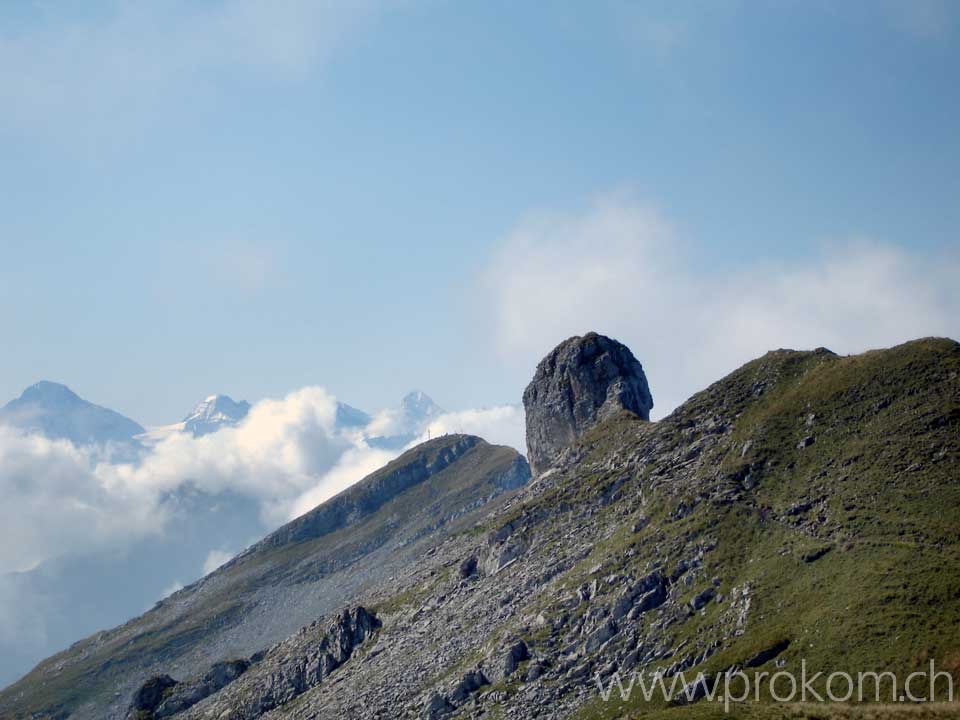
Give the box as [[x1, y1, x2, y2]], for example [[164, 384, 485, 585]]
[[493, 454, 532, 490], [128, 661, 250, 719], [522, 332, 653, 475], [166, 607, 380, 720], [129, 675, 177, 719]]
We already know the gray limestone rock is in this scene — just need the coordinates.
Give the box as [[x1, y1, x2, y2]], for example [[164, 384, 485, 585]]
[[522, 332, 653, 475]]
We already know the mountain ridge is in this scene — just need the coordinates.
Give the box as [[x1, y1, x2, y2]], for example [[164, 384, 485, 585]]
[[0, 434, 530, 719], [162, 336, 960, 720], [3, 336, 959, 720]]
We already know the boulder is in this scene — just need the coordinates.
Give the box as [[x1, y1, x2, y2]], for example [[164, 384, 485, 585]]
[[523, 332, 653, 475], [424, 692, 454, 719], [450, 670, 489, 703], [502, 640, 530, 677], [129, 675, 177, 718], [153, 660, 250, 718], [584, 619, 618, 653], [458, 555, 478, 579]]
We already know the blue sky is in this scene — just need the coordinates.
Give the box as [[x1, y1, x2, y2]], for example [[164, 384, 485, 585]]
[[1, 0, 958, 424], [0, 0, 959, 685]]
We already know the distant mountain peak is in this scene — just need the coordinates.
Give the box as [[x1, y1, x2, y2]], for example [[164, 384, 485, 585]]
[[364, 391, 445, 451], [18, 380, 82, 405], [400, 390, 442, 421], [185, 394, 249, 416], [335, 402, 371, 430], [182, 395, 251, 437], [1, 381, 144, 446]]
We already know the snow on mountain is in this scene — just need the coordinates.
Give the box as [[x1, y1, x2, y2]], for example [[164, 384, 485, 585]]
[[366, 391, 445, 450], [0, 383, 440, 452], [136, 395, 374, 444], [182, 394, 252, 437], [400, 390, 442, 425]]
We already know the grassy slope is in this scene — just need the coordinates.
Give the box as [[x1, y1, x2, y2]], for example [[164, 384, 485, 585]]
[[6, 339, 959, 720], [582, 339, 960, 718], [414, 338, 958, 720], [0, 436, 524, 719]]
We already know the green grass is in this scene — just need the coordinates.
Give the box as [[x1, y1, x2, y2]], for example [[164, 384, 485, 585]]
[[489, 338, 960, 720], [5, 339, 959, 720]]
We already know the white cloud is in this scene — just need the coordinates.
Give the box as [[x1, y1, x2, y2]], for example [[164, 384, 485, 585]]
[[412, 406, 526, 455], [0, 427, 165, 574], [286, 443, 397, 520], [482, 195, 960, 418], [92, 386, 348, 531], [364, 408, 409, 438], [0, 385, 397, 575], [202, 549, 235, 575], [0, 0, 382, 140], [159, 579, 184, 600], [0, 377, 534, 579]]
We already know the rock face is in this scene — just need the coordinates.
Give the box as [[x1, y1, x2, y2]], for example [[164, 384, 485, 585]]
[[522, 332, 653, 475], [127, 660, 249, 719], [129, 675, 177, 717], [129, 608, 379, 720]]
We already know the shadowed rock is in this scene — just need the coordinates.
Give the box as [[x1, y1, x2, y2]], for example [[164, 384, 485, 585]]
[[522, 332, 653, 475]]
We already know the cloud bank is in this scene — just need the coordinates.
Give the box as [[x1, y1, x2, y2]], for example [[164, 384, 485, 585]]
[[0, 386, 390, 576], [483, 195, 960, 417], [0, 427, 161, 574], [0, 385, 426, 681], [0, 385, 533, 579], [412, 406, 526, 455]]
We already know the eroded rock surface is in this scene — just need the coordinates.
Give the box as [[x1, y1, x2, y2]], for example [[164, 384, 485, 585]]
[[523, 332, 653, 475]]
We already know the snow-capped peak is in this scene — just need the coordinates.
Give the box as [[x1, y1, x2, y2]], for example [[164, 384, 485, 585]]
[[182, 394, 251, 437], [400, 390, 442, 423]]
